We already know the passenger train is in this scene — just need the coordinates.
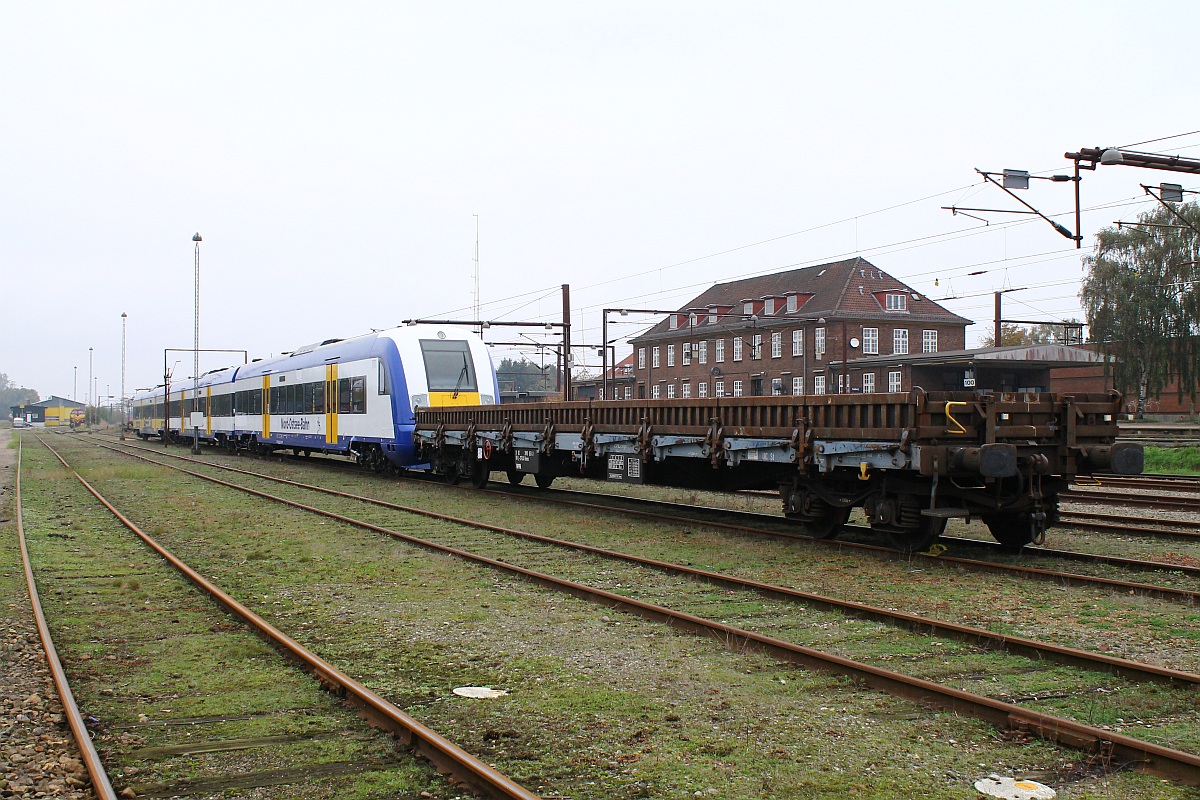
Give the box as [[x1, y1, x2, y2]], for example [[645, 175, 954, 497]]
[[130, 324, 498, 470]]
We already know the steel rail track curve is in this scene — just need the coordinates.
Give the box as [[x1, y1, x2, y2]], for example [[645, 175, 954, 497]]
[[14, 436, 119, 800], [73, 436, 1200, 784], [30, 433, 541, 800], [86, 438, 1200, 688]]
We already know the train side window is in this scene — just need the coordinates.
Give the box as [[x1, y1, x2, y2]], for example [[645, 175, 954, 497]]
[[314, 382, 325, 414], [350, 376, 366, 413], [378, 360, 390, 395], [338, 378, 351, 413]]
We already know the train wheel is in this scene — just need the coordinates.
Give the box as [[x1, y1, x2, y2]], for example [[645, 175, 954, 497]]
[[887, 515, 947, 553], [506, 469, 524, 486], [469, 461, 490, 489], [534, 473, 555, 489], [798, 507, 850, 539], [983, 514, 1034, 553]]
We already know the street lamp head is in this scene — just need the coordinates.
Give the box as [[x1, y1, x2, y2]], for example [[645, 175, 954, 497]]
[[1099, 148, 1124, 166], [192, 232, 203, 242], [121, 311, 127, 319]]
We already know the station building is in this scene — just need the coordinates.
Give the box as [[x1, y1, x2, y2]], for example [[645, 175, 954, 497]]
[[624, 257, 970, 399]]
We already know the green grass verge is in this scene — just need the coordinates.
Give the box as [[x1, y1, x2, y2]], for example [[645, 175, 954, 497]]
[[1143, 446, 1200, 474]]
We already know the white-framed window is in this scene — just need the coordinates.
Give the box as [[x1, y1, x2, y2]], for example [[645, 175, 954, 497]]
[[667, 384, 676, 399], [771, 377, 783, 395], [889, 370, 903, 392], [624, 386, 632, 400], [733, 338, 743, 362], [681, 381, 691, 398], [751, 334, 763, 360], [862, 327, 879, 355], [715, 380, 725, 396], [815, 327, 825, 358], [667, 345, 675, 367], [651, 385, 661, 399], [813, 375, 826, 395], [698, 340, 707, 364], [682, 342, 691, 366], [638, 348, 646, 369], [764, 298, 776, 315], [732, 380, 743, 397], [792, 376, 803, 395], [652, 346, 661, 368], [922, 330, 938, 353], [787, 294, 798, 312], [838, 374, 844, 393], [743, 301, 754, 314], [862, 372, 875, 393], [885, 293, 908, 311], [771, 332, 782, 358], [698, 382, 708, 398], [715, 339, 725, 363], [792, 329, 803, 356], [893, 329, 909, 355]]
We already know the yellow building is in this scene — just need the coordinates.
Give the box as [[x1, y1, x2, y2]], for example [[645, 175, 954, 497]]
[[33, 395, 85, 427]]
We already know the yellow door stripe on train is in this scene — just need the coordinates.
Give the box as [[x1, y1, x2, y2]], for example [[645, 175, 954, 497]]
[[326, 363, 338, 445], [206, 386, 212, 435], [262, 376, 271, 438]]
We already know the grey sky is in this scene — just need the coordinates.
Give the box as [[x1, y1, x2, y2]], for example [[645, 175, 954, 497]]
[[3, 2, 1196, 403]]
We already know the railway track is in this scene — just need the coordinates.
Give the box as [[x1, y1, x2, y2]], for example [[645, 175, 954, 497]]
[[1061, 488, 1200, 513], [69, 435, 1200, 784], [98, 434, 1200, 601], [1083, 474, 1200, 493], [21, 432, 540, 800]]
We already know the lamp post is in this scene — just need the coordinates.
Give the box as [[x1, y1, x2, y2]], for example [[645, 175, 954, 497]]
[[73, 366, 77, 402], [88, 347, 93, 427], [120, 312, 127, 439], [191, 232, 202, 454]]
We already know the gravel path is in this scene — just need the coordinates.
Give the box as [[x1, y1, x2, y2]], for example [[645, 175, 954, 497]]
[[1, 427, 94, 799]]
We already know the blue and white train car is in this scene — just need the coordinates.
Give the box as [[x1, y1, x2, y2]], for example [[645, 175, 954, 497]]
[[130, 324, 498, 470]]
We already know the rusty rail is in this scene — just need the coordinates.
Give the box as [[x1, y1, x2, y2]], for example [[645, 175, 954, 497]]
[[14, 436, 119, 800], [30, 433, 540, 800], [82, 437, 1200, 784]]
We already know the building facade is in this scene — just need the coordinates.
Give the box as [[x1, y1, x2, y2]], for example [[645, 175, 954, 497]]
[[626, 257, 970, 399]]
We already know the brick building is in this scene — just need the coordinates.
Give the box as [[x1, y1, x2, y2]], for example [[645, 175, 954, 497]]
[[626, 257, 970, 399]]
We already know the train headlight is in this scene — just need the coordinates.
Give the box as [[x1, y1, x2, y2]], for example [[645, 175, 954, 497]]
[[411, 393, 428, 409]]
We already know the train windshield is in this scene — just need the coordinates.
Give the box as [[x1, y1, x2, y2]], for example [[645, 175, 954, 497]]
[[420, 339, 478, 394]]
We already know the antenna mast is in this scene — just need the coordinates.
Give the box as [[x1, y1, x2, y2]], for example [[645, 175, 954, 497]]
[[472, 214, 481, 325]]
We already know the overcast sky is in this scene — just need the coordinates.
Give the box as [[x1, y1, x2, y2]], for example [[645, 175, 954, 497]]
[[3, 2, 1197, 403]]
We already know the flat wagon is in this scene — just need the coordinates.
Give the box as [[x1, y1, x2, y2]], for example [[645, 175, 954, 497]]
[[414, 390, 1143, 551]]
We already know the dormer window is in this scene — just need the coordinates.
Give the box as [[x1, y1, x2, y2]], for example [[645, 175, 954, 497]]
[[885, 294, 908, 311], [786, 294, 798, 312], [743, 301, 754, 315], [708, 307, 719, 324], [764, 298, 775, 315], [669, 315, 680, 330]]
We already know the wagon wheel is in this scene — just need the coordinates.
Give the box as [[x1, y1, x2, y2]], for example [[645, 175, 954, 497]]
[[469, 460, 490, 489], [799, 506, 850, 539], [506, 468, 524, 486], [534, 473, 555, 489], [887, 515, 947, 553], [982, 514, 1034, 553]]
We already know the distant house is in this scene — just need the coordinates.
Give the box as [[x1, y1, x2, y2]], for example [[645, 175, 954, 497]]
[[16, 395, 86, 427], [575, 352, 638, 401], [627, 257, 970, 399]]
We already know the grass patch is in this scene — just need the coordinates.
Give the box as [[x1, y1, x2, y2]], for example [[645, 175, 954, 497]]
[[1143, 445, 1200, 474]]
